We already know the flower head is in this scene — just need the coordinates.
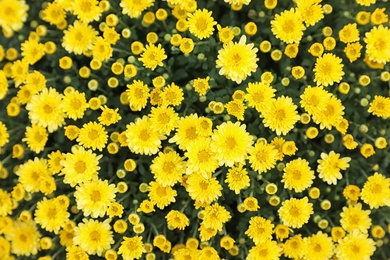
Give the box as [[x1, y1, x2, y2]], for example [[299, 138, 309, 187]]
[[278, 197, 313, 228], [139, 43, 167, 70], [364, 25, 390, 64], [187, 9, 217, 40], [216, 35, 259, 84], [271, 8, 305, 44], [313, 53, 345, 86], [317, 151, 351, 185]]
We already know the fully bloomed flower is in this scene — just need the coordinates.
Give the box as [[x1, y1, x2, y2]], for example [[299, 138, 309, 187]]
[[216, 35, 258, 84], [271, 8, 305, 43], [364, 25, 390, 64]]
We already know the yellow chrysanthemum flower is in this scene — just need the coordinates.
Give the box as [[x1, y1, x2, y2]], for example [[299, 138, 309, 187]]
[[278, 197, 313, 228], [0, 70, 9, 100], [0, 121, 9, 148], [335, 230, 376, 260], [16, 157, 52, 194], [271, 8, 305, 44], [340, 203, 372, 233], [282, 158, 315, 192], [126, 80, 150, 111], [149, 106, 179, 135], [185, 137, 219, 176], [216, 35, 259, 84], [42, 2, 66, 26], [161, 83, 184, 107], [60, 146, 102, 187], [98, 106, 122, 126], [74, 179, 117, 218], [71, 0, 102, 23], [126, 116, 164, 155], [5, 220, 40, 257], [283, 235, 305, 259], [313, 53, 345, 86], [62, 20, 98, 55], [22, 124, 48, 154], [73, 218, 114, 256], [339, 23, 360, 43], [77, 121, 108, 151], [245, 216, 274, 244], [296, 1, 324, 27], [364, 25, 390, 64], [225, 164, 250, 194], [120, 0, 154, 19], [165, 210, 189, 230], [139, 43, 167, 70], [210, 121, 253, 167], [148, 181, 177, 209], [151, 151, 186, 187], [303, 232, 334, 260], [368, 95, 390, 118], [0, 189, 12, 217], [312, 95, 345, 130], [186, 172, 222, 204], [187, 9, 217, 40], [202, 203, 231, 231], [317, 151, 351, 185], [261, 96, 300, 135], [26, 87, 65, 133], [118, 236, 146, 260], [249, 141, 279, 174], [0, 0, 29, 32], [20, 39, 45, 65], [361, 172, 390, 209], [247, 239, 282, 260], [34, 197, 70, 234], [62, 90, 88, 120]]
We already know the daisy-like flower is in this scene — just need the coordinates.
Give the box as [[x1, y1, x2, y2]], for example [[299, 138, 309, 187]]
[[22, 124, 48, 154], [66, 246, 88, 260], [98, 106, 121, 126], [16, 157, 51, 193], [312, 95, 345, 130], [245, 81, 276, 113], [339, 23, 360, 43], [271, 8, 305, 44], [193, 76, 211, 96], [216, 35, 259, 84], [73, 218, 114, 256], [0, 121, 9, 147], [300, 86, 330, 115], [356, 0, 376, 6], [282, 158, 315, 192], [25, 71, 46, 93], [211, 121, 253, 167], [0, 189, 12, 217], [202, 203, 231, 231], [62, 90, 88, 120], [361, 172, 390, 209], [249, 141, 279, 174], [165, 210, 189, 230], [340, 203, 372, 233], [11, 59, 29, 86], [0, 0, 29, 32], [60, 146, 102, 187], [161, 83, 184, 107], [186, 172, 222, 204], [225, 164, 250, 194], [62, 20, 98, 55], [149, 106, 179, 135], [283, 235, 305, 259], [261, 96, 300, 135], [185, 137, 219, 176], [187, 9, 217, 40], [0, 70, 9, 100], [335, 230, 376, 260], [303, 232, 334, 260], [245, 216, 274, 244], [247, 240, 282, 260], [34, 197, 70, 233], [151, 151, 186, 187], [71, 0, 102, 23], [368, 95, 390, 118], [225, 99, 246, 120], [364, 25, 390, 64], [139, 43, 167, 70], [126, 80, 150, 111], [148, 181, 177, 209], [47, 150, 64, 174], [169, 114, 201, 151], [26, 87, 65, 133], [77, 121, 108, 151], [118, 236, 146, 260], [42, 2, 66, 26], [125, 116, 165, 155], [278, 197, 313, 228], [313, 53, 345, 86], [91, 37, 113, 62], [120, 0, 154, 19], [20, 39, 45, 65], [296, 1, 324, 27], [5, 220, 40, 257], [317, 151, 351, 185], [344, 42, 363, 62], [74, 179, 117, 218]]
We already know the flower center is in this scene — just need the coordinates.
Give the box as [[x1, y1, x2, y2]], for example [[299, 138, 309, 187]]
[[88, 129, 99, 140], [43, 104, 53, 114], [89, 230, 101, 241], [139, 129, 150, 141], [74, 161, 86, 173], [90, 190, 101, 202], [225, 137, 237, 149]]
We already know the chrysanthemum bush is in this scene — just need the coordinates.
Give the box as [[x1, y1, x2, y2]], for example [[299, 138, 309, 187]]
[[0, 0, 390, 259]]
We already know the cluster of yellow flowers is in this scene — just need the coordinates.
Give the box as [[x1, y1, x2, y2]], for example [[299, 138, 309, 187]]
[[0, 0, 390, 259]]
